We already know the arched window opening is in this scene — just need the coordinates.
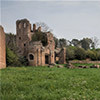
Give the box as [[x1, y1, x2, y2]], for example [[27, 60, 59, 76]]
[[19, 37, 21, 40], [24, 23, 26, 28], [29, 54, 34, 60], [24, 43, 26, 47], [19, 23, 21, 29]]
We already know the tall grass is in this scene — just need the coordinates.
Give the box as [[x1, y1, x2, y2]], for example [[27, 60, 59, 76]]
[[1, 67, 100, 100]]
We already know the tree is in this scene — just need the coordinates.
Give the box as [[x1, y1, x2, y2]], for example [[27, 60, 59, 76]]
[[54, 36, 59, 48], [6, 47, 20, 66], [6, 33, 17, 53], [80, 38, 92, 50], [59, 38, 67, 48], [71, 39, 80, 47], [91, 36, 99, 49], [32, 31, 48, 46], [35, 22, 53, 32]]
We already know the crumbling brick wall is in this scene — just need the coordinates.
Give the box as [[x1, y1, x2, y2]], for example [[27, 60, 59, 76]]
[[45, 32, 55, 64], [16, 19, 66, 66], [57, 48, 66, 64], [16, 19, 32, 56], [0, 26, 6, 69], [28, 41, 45, 66]]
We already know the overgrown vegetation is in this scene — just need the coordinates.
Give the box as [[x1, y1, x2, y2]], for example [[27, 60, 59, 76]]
[[6, 33, 16, 53], [54, 37, 100, 61], [6, 47, 19, 66], [66, 46, 100, 61], [32, 31, 48, 46], [6, 33, 29, 67], [6, 47, 28, 67], [1, 67, 100, 100]]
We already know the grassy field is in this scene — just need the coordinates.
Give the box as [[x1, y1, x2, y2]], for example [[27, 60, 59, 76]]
[[1, 66, 100, 100]]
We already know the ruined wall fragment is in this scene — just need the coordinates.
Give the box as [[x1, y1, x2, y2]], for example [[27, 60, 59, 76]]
[[0, 26, 6, 69]]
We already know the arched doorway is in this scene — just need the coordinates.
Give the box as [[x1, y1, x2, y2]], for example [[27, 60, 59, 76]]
[[45, 55, 49, 64]]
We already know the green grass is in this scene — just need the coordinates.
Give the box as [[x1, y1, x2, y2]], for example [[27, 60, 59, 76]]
[[1, 67, 100, 100]]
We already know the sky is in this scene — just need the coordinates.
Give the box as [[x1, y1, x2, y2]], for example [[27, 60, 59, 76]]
[[0, 0, 100, 47]]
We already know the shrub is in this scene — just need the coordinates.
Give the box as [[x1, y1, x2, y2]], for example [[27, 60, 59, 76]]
[[6, 47, 21, 66], [66, 46, 75, 60], [97, 51, 100, 60], [86, 50, 98, 61], [96, 49, 100, 60], [19, 56, 29, 66], [75, 48, 86, 60]]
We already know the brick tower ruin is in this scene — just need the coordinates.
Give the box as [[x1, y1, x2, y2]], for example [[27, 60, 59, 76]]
[[0, 26, 6, 69], [16, 19, 66, 66], [16, 19, 32, 57]]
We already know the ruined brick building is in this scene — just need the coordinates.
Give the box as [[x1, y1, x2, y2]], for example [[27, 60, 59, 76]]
[[0, 26, 6, 69], [16, 19, 66, 66]]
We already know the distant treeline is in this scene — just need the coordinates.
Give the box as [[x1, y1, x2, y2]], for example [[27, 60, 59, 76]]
[[54, 37, 100, 61]]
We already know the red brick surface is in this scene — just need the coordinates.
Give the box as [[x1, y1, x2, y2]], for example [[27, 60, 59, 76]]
[[0, 26, 6, 69]]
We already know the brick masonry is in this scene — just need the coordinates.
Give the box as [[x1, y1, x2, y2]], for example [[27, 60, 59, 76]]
[[16, 19, 66, 66], [0, 26, 6, 69]]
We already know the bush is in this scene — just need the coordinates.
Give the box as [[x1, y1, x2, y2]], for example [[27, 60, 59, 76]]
[[19, 56, 29, 66], [96, 49, 100, 60], [66, 46, 76, 60], [75, 48, 86, 60], [86, 50, 98, 61], [6, 47, 21, 66], [97, 51, 100, 60]]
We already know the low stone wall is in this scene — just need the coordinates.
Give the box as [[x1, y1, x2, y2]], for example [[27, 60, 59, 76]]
[[0, 26, 6, 69], [69, 60, 100, 64]]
